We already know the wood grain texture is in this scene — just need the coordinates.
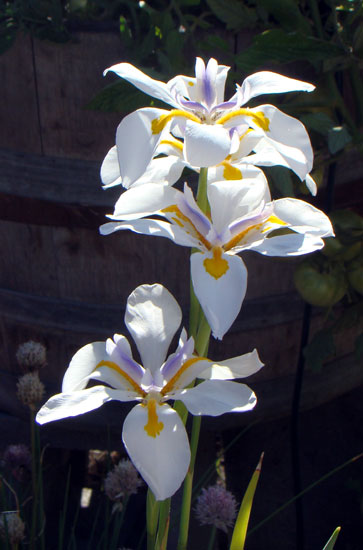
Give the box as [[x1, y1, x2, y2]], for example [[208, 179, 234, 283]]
[[0, 34, 42, 153]]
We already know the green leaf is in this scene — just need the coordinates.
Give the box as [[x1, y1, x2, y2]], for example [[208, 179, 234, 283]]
[[256, 0, 311, 33], [303, 329, 335, 373], [327, 125, 352, 154], [86, 80, 166, 113], [266, 166, 295, 198], [206, 0, 257, 30], [322, 526, 341, 550], [230, 454, 263, 550], [235, 30, 346, 72], [300, 113, 336, 136]]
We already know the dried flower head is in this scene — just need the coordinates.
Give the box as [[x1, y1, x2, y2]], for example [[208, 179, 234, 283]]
[[194, 484, 238, 533], [104, 459, 143, 503], [3, 444, 31, 482], [16, 340, 47, 371], [16, 372, 45, 409], [0, 512, 25, 545]]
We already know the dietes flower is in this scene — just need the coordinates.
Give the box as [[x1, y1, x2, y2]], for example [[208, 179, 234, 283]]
[[100, 179, 333, 339], [36, 284, 262, 500], [105, 57, 315, 187]]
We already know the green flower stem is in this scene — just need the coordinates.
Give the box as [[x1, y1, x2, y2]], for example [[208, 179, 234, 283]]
[[189, 271, 201, 338], [177, 415, 202, 550], [196, 168, 209, 215], [207, 526, 217, 550], [155, 498, 171, 550], [146, 489, 160, 550], [29, 408, 38, 550]]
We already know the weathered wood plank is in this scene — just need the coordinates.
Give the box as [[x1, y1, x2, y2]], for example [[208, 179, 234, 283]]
[[33, 32, 124, 160], [0, 34, 42, 153]]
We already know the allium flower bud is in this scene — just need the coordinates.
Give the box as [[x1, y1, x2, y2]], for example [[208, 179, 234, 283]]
[[16, 372, 45, 409], [3, 444, 31, 482], [104, 459, 143, 502], [16, 340, 47, 371], [194, 484, 238, 533], [0, 512, 25, 545]]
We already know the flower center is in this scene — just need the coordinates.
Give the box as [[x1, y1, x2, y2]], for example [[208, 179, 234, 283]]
[[203, 247, 230, 280]]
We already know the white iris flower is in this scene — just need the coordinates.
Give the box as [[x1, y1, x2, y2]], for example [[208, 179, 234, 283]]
[[100, 180, 334, 339], [36, 284, 262, 500], [104, 57, 315, 189]]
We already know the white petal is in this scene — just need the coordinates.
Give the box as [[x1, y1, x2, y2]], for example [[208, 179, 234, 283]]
[[191, 252, 247, 340], [273, 198, 334, 237], [251, 232, 325, 256], [177, 380, 256, 415], [199, 349, 264, 380], [125, 284, 182, 372], [62, 342, 108, 392], [207, 179, 268, 236], [116, 108, 169, 187], [122, 403, 190, 501], [99, 218, 198, 247], [305, 174, 317, 196], [131, 156, 186, 188], [251, 105, 313, 178], [104, 62, 179, 108], [36, 386, 134, 425], [239, 71, 314, 105], [112, 183, 181, 220], [100, 146, 122, 188], [184, 121, 231, 167]]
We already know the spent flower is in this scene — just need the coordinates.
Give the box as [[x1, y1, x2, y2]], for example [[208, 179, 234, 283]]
[[37, 284, 262, 500], [3, 444, 31, 482]]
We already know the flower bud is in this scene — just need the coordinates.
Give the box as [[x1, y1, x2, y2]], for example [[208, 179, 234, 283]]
[[16, 372, 45, 409], [16, 340, 47, 371]]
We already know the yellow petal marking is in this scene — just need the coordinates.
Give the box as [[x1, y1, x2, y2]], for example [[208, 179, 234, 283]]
[[161, 205, 212, 250], [217, 109, 270, 132], [144, 399, 164, 438], [203, 247, 230, 280], [225, 215, 287, 250], [161, 357, 206, 396], [160, 138, 184, 152], [95, 360, 146, 397], [221, 162, 243, 180], [151, 109, 200, 135]]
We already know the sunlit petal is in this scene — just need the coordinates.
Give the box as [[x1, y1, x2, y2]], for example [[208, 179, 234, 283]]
[[36, 386, 135, 425], [177, 380, 256, 415], [199, 349, 264, 380], [122, 403, 190, 501], [184, 120, 231, 167], [62, 342, 108, 392], [100, 146, 122, 188], [112, 183, 180, 220], [191, 251, 247, 340], [239, 71, 315, 105], [125, 284, 182, 372]]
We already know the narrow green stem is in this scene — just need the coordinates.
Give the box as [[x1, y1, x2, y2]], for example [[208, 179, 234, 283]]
[[29, 408, 38, 550], [146, 489, 160, 550], [196, 168, 209, 215], [177, 416, 202, 550], [349, 65, 363, 125], [155, 498, 171, 550], [207, 526, 217, 550], [177, 166, 211, 550]]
